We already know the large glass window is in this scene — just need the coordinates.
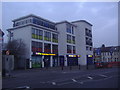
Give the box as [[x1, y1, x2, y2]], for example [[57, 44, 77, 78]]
[[72, 36, 75, 44], [32, 41, 42, 52], [86, 37, 92, 46], [67, 45, 72, 53], [32, 28, 43, 40], [44, 31, 51, 41], [73, 46, 76, 54], [72, 26, 74, 34], [66, 23, 71, 33], [67, 34, 71, 43], [52, 45, 58, 54], [85, 28, 92, 37], [32, 17, 55, 30], [44, 43, 51, 53], [52, 33, 58, 43]]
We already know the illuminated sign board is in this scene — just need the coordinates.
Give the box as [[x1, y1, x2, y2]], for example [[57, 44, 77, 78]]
[[36, 52, 56, 56], [88, 55, 93, 57], [68, 55, 81, 58]]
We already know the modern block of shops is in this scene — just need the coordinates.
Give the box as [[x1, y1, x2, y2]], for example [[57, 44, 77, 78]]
[[7, 14, 93, 69]]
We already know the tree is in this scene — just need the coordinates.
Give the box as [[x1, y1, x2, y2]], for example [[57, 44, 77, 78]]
[[5, 39, 27, 69]]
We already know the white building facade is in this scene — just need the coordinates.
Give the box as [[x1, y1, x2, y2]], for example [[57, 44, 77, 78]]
[[7, 14, 93, 68], [94, 46, 120, 63]]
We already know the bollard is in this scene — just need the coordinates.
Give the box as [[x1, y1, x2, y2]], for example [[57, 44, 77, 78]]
[[79, 65, 80, 70], [61, 65, 63, 70]]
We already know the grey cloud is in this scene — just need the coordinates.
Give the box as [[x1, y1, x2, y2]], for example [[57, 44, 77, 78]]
[[2, 2, 118, 47]]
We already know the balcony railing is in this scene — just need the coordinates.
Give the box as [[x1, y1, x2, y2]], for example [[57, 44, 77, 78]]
[[52, 39, 58, 43], [44, 37, 51, 41]]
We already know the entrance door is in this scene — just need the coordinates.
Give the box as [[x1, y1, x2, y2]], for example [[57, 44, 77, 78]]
[[87, 55, 93, 65], [44, 56, 50, 67], [67, 57, 78, 66]]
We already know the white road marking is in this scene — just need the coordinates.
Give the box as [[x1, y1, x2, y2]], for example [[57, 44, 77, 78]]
[[72, 79, 77, 82], [99, 74, 108, 77], [78, 82, 83, 84], [52, 82, 56, 85], [87, 76, 93, 80]]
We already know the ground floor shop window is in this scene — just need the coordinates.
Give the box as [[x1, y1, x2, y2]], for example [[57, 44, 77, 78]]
[[32, 56, 42, 68], [67, 57, 78, 66]]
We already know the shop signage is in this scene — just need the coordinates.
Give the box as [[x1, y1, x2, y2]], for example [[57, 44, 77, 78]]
[[68, 55, 81, 57], [36, 52, 56, 56], [88, 55, 93, 57]]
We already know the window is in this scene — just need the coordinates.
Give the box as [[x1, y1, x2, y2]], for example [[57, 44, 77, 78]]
[[72, 26, 74, 34], [49, 24, 55, 30], [44, 43, 51, 53], [32, 18, 55, 30], [66, 23, 71, 33], [32, 41, 42, 52], [67, 34, 71, 43], [44, 31, 51, 41], [86, 37, 92, 46], [43, 22, 49, 28], [67, 45, 72, 53], [85, 28, 92, 37], [52, 45, 58, 54], [73, 46, 75, 54], [52, 33, 58, 43], [86, 46, 89, 50], [72, 36, 75, 44], [90, 47, 92, 51], [32, 28, 43, 40]]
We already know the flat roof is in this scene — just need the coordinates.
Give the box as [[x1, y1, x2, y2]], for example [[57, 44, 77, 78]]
[[55, 20, 77, 27], [7, 23, 59, 33], [12, 14, 55, 24], [0, 29, 4, 36], [72, 20, 93, 26]]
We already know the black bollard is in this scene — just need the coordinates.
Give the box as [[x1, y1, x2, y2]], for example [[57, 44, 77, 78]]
[[61, 66, 63, 70], [79, 65, 80, 70]]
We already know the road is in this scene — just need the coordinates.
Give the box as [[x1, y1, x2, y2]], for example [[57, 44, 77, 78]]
[[2, 67, 120, 89]]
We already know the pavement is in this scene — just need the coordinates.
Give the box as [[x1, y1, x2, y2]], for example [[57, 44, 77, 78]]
[[2, 66, 120, 89]]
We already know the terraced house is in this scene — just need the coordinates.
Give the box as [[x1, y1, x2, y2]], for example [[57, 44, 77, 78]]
[[7, 14, 93, 69]]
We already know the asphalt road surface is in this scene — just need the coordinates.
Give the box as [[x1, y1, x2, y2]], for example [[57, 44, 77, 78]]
[[2, 67, 120, 89]]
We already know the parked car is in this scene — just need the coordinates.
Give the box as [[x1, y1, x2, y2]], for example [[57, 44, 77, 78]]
[[95, 62, 112, 68]]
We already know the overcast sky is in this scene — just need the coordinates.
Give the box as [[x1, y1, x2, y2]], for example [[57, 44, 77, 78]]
[[2, 2, 118, 48]]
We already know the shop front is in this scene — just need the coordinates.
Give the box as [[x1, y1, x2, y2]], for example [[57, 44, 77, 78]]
[[31, 55, 42, 68], [32, 52, 58, 68], [67, 55, 80, 66], [87, 55, 94, 65]]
